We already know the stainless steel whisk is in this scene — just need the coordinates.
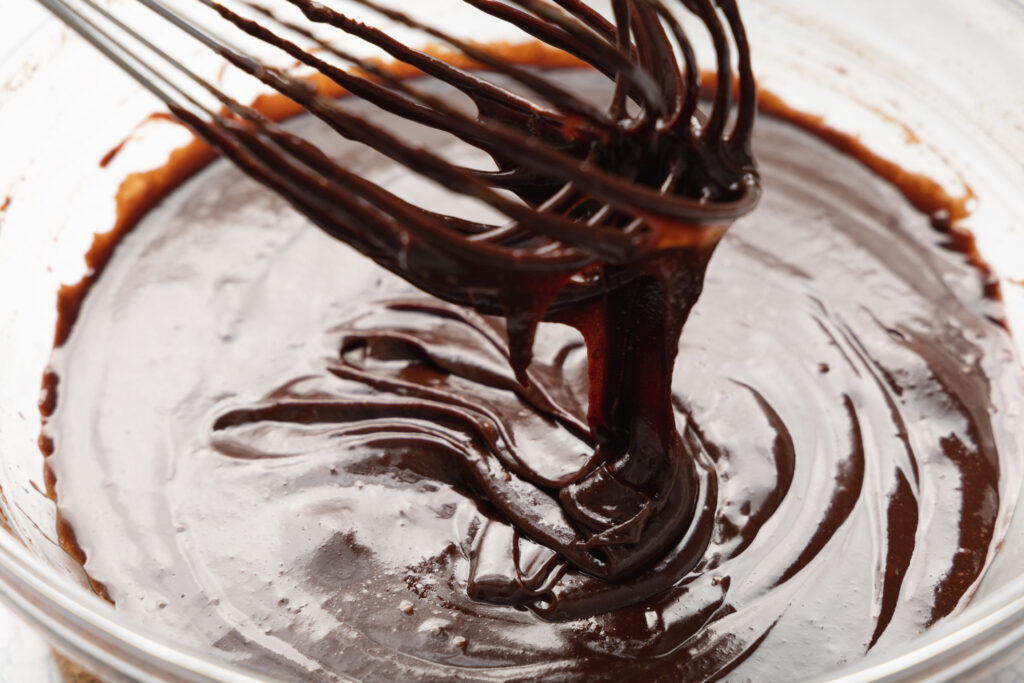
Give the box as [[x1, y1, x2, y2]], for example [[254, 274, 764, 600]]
[[32, 0, 758, 353]]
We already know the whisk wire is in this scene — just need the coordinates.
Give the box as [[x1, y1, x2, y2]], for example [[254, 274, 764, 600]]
[[33, 0, 759, 311]]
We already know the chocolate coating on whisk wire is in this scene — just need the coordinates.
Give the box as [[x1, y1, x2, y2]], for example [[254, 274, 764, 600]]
[[164, 0, 758, 613]]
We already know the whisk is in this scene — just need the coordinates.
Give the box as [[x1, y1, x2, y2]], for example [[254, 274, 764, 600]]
[[35, 0, 757, 355], [36, 0, 760, 612]]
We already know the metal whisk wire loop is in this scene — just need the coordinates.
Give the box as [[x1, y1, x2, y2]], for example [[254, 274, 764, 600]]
[[33, 0, 759, 316]]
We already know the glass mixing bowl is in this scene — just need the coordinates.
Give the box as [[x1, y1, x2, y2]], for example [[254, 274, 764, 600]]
[[1, 0, 1023, 680]]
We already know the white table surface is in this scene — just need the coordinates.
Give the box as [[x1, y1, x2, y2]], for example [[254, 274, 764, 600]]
[[0, 602, 61, 682]]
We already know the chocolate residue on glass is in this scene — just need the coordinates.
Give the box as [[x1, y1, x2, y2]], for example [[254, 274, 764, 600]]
[[37, 5, 1024, 683]]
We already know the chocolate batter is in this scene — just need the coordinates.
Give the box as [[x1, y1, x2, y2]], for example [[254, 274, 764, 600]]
[[162, 0, 763, 614], [36, 62, 1024, 680]]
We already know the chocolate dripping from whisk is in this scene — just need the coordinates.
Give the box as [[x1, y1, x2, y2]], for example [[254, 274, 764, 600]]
[[161, 0, 758, 614]]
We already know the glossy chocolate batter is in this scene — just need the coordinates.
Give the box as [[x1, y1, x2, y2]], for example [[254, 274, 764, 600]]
[[167, 0, 761, 612], [37, 63, 1024, 680]]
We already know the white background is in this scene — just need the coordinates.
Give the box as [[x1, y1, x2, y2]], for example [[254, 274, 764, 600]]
[[0, 6, 70, 683], [1, 3, 49, 63]]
